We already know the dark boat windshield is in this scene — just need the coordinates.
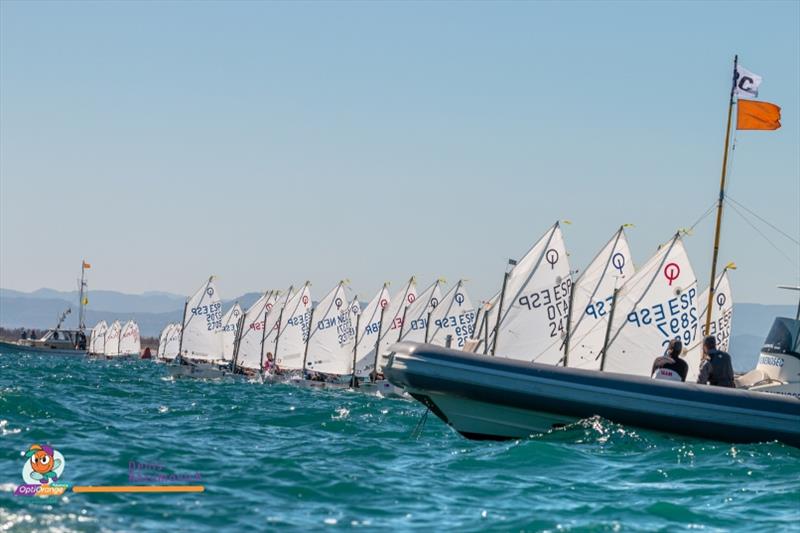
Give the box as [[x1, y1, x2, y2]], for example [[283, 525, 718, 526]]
[[761, 317, 800, 358]]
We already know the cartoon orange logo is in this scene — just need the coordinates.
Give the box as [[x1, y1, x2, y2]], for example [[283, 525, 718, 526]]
[[22, 444, 65, 484]]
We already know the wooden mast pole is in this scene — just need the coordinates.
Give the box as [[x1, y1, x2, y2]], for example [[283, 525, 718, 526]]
[[705, 54, 738, 333]]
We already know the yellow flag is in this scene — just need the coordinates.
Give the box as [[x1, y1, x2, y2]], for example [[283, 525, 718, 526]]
[[82, 297, 89, 305]]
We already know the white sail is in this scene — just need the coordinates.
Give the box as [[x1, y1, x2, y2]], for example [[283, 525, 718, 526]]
[[376, 278, 418, 371], [180, 276, 224, 361], [119, 320, 141, 355], [233, 291, 278, 371], [89, 321, 108, 355], [493, 223, 572, 365], [157, 324, 170, 358], [163, 324, 182, 360], [567, 227, 636, 370], [684, 270, 733, 381], [220, 303, 243, 361], [258, 289, 293, 369], [305, 282, 356, 375], [104, 320, 122, 357], [353, 284, 391, 377], [275, 284, 312, 371], [398, 280, 444, 343], [429, 281, 477, 349], [603, 235, 699, 377]]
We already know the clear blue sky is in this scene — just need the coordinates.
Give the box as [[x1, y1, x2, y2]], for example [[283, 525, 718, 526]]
[[1, 1, 798, 304]]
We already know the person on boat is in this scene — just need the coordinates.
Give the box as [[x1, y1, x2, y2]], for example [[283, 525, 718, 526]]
[[29, 330, 37, 340], [697, 335, 735, 388], [20, 330, 27, 340], [651, 338, 688, 382], [263, 352, 281, 375]]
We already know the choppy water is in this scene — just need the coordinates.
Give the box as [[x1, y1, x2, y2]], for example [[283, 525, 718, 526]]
[[1, 347, 798, 532]]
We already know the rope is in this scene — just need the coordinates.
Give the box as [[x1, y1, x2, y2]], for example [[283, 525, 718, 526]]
[[726, 195, 800, 246], [688, 201, 717, 232], [726, 201, 799, 268], [410, 407, 430, 439]]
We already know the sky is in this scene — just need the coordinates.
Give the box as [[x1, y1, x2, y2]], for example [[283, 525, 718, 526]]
[[1, 1, 798, 306]]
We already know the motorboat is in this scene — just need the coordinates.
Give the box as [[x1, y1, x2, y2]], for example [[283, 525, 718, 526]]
[[0, 307, 87, 356], [384, 341, 800, 447]]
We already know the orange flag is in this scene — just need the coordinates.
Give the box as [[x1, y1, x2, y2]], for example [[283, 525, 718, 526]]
[[83, 261, 91, 269], [737, 100, 781, 130]]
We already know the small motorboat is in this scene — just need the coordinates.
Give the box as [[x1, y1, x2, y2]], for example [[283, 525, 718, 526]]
[[0, 307, 87, 356], [1, 328, 87, 356], [384, 342, 800, 447]]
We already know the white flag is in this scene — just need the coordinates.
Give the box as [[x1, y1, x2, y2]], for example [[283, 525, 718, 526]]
[[735, 65, 762, 99]]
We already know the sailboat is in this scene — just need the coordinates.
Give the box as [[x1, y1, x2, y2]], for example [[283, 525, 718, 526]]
[[427, 280, 476, 349], [301, 281, 356, 386], [684, 269, 734, 381], [564, 226, 636, 370], [168, 276, 231, 379], [598, 233, 699, 377], [489, 222, 572, 366], [274, 283, 313, 378], [221, 303, 243, 362], [118, 320, 141, 357], [88, 320, 108, 356], [357, 278, 416, 396], [352, 283, 391, 378], [231, 290, 279, 376], [396, 280, 443, 344], [103, 321, 122, 358]]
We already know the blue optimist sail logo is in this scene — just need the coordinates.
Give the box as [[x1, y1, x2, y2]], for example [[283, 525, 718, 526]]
[[16, 444, 69, 497]]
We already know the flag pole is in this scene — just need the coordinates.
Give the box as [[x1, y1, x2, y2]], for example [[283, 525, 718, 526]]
[[705, 54, 738, 334]]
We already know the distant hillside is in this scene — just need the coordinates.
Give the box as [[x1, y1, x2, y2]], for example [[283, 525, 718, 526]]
[[0, 288, 265, 336], [0, 288, 186, 313]]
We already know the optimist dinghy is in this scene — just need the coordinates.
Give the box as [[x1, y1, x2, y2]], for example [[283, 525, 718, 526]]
[[384, 342, 800, 446]]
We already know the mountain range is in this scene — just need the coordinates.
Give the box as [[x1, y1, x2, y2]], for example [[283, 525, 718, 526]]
[[0, 288, 795, 371]]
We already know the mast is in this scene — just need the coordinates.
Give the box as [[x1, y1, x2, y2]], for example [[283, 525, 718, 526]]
[[301, 304, 316, 375], [491, 267, 512, 356], [177, 300, 188, 361], [562, 279, 576, 366], [705, 55, 739, 333], [371, 304, 387, 381], [397, 306, 409, 342], [350, 298, 361, 387], [424, 310, 432, 343], [599, 288, 619, 371], [78, 260, 87, 331], [231, 313, 246, 371]]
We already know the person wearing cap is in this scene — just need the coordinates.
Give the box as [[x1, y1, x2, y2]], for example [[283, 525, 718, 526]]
[[697, 335, 735, 388], [651, 338, 688, 382]]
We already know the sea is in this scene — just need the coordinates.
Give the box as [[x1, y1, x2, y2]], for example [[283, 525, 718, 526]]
[[1, 347, 798, 532]]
